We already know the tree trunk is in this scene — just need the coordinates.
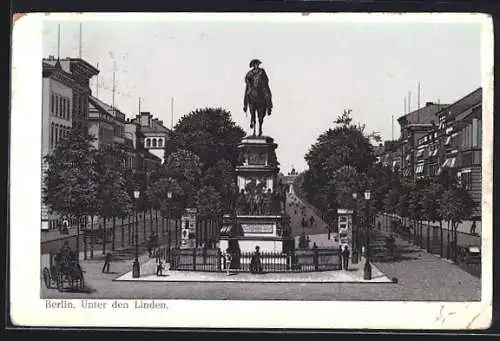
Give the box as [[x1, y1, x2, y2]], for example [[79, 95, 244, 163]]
[[426, 221, 430, 252], [446, 220, 450, 259], [128, 215, 131, 246], [452, 221, 458, 263], [83, 216, 88, 260], [161, 216, 165, 236], [143, 211, 147, 241], [76, 216, 80, 263], [439, 220, 443, 257], [155, 210, 159, 236], [112, 217, 116, 251], [121, 217, 125, 248], [150, 208, 153, 236], [90, 215, 94, 259], [103, 217, 107, 255]]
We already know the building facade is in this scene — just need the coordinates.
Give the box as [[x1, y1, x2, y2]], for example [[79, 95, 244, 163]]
[[377, 88, 482, 225], [131, 112, 170, 165], [41, 60, 75, 230]]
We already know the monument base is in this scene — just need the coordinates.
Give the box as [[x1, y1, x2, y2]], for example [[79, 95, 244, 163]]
[[219, 237, 285, 254], [219, 214, 292, 254]]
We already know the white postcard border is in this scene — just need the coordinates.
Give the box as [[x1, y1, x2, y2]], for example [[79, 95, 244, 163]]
[[9, 12, 493, 329]]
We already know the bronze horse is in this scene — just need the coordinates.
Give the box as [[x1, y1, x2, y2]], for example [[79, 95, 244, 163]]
[[244, 59, 273, 136]]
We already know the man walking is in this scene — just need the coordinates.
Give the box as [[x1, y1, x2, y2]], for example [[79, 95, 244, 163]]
[[102, 252, 112, 273], [342, 245, 350, 271]]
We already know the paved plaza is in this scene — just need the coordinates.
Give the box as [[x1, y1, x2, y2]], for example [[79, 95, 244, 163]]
[[115, 256, 390, 283]]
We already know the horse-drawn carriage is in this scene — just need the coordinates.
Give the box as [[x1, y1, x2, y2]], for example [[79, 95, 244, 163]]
[[43, 249, 85, 291]]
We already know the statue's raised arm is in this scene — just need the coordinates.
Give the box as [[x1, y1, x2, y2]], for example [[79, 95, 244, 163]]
[[243, 59, 273, 137]]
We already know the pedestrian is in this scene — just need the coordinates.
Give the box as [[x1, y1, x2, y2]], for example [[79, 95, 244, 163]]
[[156, 260, 164, 276], [338, 245, 343, 270], [102, 252, 112, 273], [312, 242, 318, 249], [225, 248, 233, 276], [250, 246, 263, 274], [470, 220, 477, 235], [342, 245, 350, 271]]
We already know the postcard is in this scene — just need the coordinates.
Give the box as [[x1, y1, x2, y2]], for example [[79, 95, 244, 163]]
[[9, 12, 493, 329]]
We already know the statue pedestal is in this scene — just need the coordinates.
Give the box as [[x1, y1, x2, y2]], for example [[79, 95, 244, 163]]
[[219, 214, 291, 254], [218, 135, 293, 255]]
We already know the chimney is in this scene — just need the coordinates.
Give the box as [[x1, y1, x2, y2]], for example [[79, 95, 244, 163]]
[[48, 55, 55, 60], [426, 102, 434, 107]]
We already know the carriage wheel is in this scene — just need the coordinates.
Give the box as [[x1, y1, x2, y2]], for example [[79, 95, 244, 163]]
[[43, 268, 51, 289], [56, 274, 63, 291], [79, 276, 85, 290]]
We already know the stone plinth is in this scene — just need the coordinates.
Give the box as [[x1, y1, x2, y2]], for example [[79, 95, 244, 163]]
[[218, 135, 293, 255]]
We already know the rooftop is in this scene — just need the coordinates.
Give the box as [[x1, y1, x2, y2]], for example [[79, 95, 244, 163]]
[[437, 87, 482, 120], [397, 102, 449, 126]]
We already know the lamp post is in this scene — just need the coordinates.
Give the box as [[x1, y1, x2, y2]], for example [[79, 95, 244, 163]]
[[363, 190, 372, 280], [352, 192, 359, 264], [132, 190, 141, 278], [166, 189, 173, 249]]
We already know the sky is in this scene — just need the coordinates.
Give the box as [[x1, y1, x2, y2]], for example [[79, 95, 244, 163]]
[[42, 15, 482, 173]]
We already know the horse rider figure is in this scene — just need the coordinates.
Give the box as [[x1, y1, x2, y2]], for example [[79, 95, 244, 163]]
[[243, 59, 273, 136]]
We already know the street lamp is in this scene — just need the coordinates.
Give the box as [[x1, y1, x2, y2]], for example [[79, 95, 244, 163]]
[[363, 190, 372, 280], [352, 192, 359, 264], [132, 190, 141, 278], [166, 189, 173, 248]]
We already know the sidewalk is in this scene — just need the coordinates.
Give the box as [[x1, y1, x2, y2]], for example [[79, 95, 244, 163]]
[[370, 229, 481, 300], [41, 211, 162, 243], [114, 256, 391, 283], [379, 213, 481, 236]]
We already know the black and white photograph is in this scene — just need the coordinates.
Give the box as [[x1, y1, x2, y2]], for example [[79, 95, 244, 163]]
[[10, 13, 493, 329]]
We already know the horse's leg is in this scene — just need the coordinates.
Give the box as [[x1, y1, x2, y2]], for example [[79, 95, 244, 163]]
[[250, 109, 256, 136], [258, 108, 265, 136]]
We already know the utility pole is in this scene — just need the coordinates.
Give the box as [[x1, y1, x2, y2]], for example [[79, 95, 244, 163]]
[[79, 23, 82, 58], [171, 97, 174, 129], [57, 24, 61, 60], [391, 115, 394, 141], [96, 62, 99, 97], [408, 91, 411, 113], [112, 71, 116, 115]]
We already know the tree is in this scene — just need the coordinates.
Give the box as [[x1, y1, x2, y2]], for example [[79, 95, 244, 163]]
[[438, 186, 475, 261], [93, 145, 134, 254], [147, 177, 185, 219], [201, 159, 235, 212], [421, 181, 445, 255], [165, 107, 245, 170], [195, 186, 223, 218], [43, 129, 98, 262], [303, 109, 376, 217]]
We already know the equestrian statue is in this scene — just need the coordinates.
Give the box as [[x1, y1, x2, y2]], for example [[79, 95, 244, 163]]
[[243, 59, 273, 136]]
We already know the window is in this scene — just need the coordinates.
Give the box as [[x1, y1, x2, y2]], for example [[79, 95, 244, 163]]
[[54, 125, 59, 145], [146, 138, 151, 147], [472, 119, 481, 147], [152, 138, 157, 147], [50, 94, 55, 114], [50, 123, 55, 148], [55, 95, 59, 116], [158, 138, 163, 147], [461, 170, 472, 190], [473, 150, 482, 165]]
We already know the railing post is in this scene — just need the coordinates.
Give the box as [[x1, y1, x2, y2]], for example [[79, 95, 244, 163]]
[[314, 248, 319, 271], [193, 247, 197, 271]]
